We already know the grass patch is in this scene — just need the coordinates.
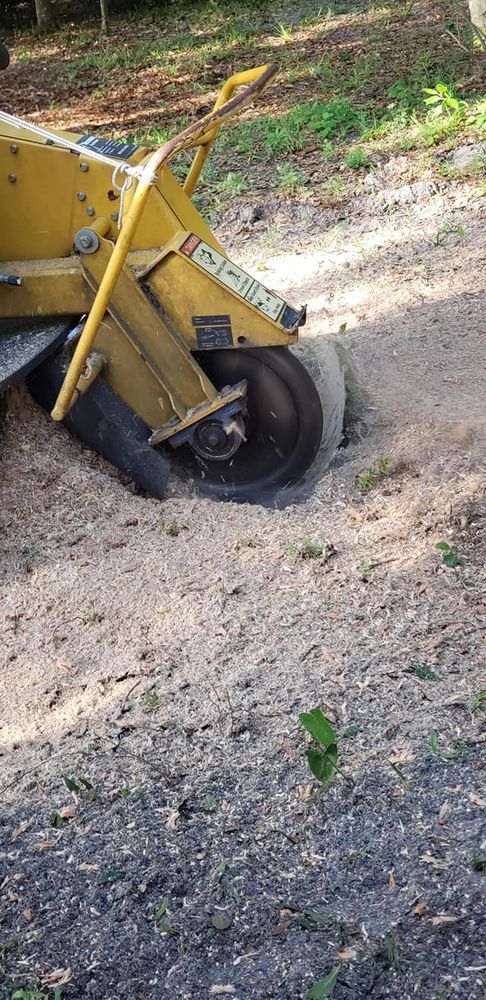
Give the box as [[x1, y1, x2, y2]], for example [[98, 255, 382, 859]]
[[223, 97, 366, 162], [5, 0, 486, 205]]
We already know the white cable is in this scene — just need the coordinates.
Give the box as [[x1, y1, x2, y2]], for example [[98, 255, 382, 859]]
[[0, 108, 150, 181]]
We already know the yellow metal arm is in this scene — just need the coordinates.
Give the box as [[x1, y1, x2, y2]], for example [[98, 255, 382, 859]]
[[183, 64, 273, 198], [51, 63, 277, 422]]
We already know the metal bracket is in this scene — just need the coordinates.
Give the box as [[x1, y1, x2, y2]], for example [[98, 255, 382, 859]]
[[149, 381, 247, 446], [0, 272, 22, 285]]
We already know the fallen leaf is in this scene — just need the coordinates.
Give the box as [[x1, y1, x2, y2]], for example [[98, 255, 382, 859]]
[[388, 869, 396, 889], [11, 821, 31, 842], [420, 854, 448, 870], [272, 921, 289, 936], [389, 746, 415, 764], [58, 805, 76, 820], [348, 507, 366, 523], [21, 907, 33, 921], [165, 809, 180, 829], [470, 793, 486, 807], [38, 839, 56, 849], [423, 635, 442, 652], [336, 949, 356, 960], [209, 988, 236, 996], [78, 863, 100, 872], [412, 900, 428, 916], [8, 891, 18, 902], [298, 783, 314, 802], [41, 968, 72, 988], [430, 913, 460, 926], [438, 801, 450, 825]]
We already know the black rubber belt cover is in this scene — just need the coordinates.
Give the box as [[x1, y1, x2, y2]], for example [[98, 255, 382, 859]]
[[27, 352, 170, 500]]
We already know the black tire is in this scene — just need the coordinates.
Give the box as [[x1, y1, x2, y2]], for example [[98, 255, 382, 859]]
[[179, 346, 327, 504]]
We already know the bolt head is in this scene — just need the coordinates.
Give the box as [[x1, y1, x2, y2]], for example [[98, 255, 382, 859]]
[[80, 162, 89, 172], [77, 191, 87, 202]]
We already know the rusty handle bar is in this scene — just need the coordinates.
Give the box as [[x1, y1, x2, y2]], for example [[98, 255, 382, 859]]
[[51, 64, 277, 421]]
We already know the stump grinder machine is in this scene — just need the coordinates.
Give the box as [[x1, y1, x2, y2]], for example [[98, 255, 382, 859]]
[[0, 46, 344, 503]]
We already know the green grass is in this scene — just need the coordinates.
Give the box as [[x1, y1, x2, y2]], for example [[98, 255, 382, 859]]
[[345, 148, 368, 168], [222, 97, 366, 162]]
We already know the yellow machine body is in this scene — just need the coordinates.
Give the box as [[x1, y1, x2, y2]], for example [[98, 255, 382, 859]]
[[0, 97, 298, 434], [0, 64, 328, 505]]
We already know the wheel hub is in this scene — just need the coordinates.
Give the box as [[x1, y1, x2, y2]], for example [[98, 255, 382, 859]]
[[191, 415, 245, 462]]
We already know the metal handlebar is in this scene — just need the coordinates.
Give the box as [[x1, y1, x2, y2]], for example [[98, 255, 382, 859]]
[[51, 63, 277, 421]]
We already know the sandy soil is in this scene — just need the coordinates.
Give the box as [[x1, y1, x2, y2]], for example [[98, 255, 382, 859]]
[[1, 174, 485, 999]]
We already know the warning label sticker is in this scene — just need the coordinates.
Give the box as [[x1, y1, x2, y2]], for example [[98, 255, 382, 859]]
[[190, 243, 254, 298], [180, 237, 285, 324], [245, 281, 285, 322], [78, 135, 139, 160]]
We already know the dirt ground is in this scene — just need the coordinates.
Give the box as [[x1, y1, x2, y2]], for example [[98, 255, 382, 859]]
[[1, 164, 486, 998]]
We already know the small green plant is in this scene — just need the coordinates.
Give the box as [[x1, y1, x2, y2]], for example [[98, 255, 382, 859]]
[[387, 78, 420, 113], [289, 537, 332, 560], [357, 467, 376, 490], [415, 665, 437, 681], [357, 456, 392, 490], [345, 148, 368, 169], [471, 848, 486, 872], [297, 908, 332, 931], [427, 729, 465, 761], [276, 21, 293, 42], [275, 162, 307, 195], [347, 846, 368, 866], [202, 792, 218, 811], [119, 786, 146, 801], [435, 541, 462, 568], [12, 990, 62, 1000], [141, 689, 160, 710], [434, 221, 465, 246], [320, 176, 346, 199], [377, 931, 402, 970], [99, 868, 126, 884], [218, 171, 249, 196], [308, 966, 340, 999], [470, 690, 486, 712], [299, 708, 337, 784], [423, 83, 466, 117], [153, 897, 176, 934], [377, 456, 392, 475], [359, 560, 374, 580]]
